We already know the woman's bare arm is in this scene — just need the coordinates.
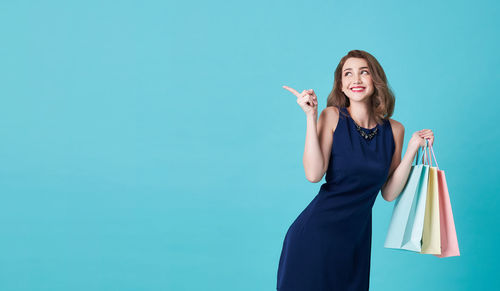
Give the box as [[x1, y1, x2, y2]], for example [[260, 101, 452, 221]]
[[303, 107, 339, 183], [381, 120, 434, 202], [381, 121, 418, 201], [282, 86, 342, 183]]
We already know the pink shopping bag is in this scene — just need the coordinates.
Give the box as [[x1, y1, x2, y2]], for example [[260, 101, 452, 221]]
[[427, 142, 460, 258]]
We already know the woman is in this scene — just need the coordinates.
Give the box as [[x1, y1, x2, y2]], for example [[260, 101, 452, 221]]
[[276, 50, 434, 290]]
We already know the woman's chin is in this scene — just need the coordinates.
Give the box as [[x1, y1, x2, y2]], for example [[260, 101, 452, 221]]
[[346, 94, 372, 103]]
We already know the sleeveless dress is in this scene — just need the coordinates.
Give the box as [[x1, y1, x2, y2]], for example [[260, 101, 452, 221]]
[[276, 106, 395, 291]]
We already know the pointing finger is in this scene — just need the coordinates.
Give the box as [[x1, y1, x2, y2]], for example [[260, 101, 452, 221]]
[[283, 85, 301, 98]]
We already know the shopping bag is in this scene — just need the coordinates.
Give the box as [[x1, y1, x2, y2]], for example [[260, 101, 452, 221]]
[[420, 143, 441, 254], [427, 143, 460, 258], [400, 143, 431, 252], [384, 140, 430, 252]]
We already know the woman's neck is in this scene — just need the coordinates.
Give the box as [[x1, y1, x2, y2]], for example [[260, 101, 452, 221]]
[[347, 103, 376, 129]]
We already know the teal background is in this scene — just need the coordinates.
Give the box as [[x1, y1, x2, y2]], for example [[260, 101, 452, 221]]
[[0, 0, 498, 290]]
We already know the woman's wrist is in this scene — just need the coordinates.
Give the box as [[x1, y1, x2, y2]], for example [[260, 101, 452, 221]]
[[407, 140, 420, 154], [306, 112, 318, 122]]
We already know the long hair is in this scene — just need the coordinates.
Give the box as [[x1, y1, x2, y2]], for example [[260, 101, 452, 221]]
[[326, 50, 395, 125]]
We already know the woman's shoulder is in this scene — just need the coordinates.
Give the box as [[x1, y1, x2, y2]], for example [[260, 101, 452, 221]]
[[319, 106, 341, 120], [318, 106, 341, 132], [322, 106, 344, 118], [387, 117, 404, 132], [387, 118, 405, 145]]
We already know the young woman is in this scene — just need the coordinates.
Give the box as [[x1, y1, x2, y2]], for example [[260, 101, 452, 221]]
[[276, 50, 434, 290]]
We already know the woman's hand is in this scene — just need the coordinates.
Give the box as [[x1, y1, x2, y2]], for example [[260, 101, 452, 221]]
[[283, 85, 318, 117], [409, 129, 435, 149]]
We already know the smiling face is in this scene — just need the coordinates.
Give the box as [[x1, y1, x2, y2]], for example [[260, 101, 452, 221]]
[[341, 57, 374, 104]]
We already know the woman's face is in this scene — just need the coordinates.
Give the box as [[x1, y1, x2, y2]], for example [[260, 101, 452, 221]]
[[341, 57, 374, 104]]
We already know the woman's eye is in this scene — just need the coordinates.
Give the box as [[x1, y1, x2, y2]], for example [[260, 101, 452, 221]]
[[345, 70, 369, 76]]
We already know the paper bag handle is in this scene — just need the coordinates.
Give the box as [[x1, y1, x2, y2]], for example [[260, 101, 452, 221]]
[[426, 139, 439, 169], [415, 139, 429, 165]]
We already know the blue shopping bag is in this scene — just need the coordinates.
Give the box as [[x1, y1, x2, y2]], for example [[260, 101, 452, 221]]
[[384, 140, 430, 252]]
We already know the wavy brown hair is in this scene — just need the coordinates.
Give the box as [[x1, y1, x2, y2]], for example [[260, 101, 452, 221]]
[[326, 50, 395, 125]]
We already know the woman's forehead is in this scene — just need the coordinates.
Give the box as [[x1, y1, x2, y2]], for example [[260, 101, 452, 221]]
[[343, 57, 368, 67]]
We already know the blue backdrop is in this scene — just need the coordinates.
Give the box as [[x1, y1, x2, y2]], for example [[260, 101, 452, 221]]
[[0, 0, 498, 290]]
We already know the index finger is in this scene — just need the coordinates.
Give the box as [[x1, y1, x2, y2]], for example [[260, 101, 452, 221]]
[[282, 85, 301, 98]]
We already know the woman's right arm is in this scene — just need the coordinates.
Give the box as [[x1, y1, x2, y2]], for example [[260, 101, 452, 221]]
[[303, 107, 338, 182], [283, 86, 338, 183]]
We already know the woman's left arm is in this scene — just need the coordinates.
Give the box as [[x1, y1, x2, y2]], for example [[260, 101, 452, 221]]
[[381, 120, 434, 202]]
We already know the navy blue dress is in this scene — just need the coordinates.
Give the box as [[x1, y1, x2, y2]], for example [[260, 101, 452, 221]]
[[276, 106, 395, 290]]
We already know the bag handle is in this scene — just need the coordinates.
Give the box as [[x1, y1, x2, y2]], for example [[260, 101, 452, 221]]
[[416, 140, 423, 165], [415, 139, 429, 165], [422, 139, 429, 165], [419, 138, 439, 168], [426, 139, 439, 169]]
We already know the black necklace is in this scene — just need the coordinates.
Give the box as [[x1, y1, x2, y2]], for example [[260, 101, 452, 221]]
[[346, 108, 379, 140], [353, 123, 378, 140]]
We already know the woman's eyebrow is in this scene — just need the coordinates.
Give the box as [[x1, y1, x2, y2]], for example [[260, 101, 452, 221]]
[[343, 66, 369, 72]]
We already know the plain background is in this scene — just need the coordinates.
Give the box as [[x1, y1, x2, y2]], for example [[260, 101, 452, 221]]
[[1, 0, 498, 290]]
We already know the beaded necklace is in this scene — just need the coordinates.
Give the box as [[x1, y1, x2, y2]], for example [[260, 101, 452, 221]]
[[346, 107, 379, 140]]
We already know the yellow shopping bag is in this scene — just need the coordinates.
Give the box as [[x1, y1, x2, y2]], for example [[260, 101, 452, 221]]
[[420, 142, 441, 254]]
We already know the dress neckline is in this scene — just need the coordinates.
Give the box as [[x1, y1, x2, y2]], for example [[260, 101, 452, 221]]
[[342, 107, 380, 131]]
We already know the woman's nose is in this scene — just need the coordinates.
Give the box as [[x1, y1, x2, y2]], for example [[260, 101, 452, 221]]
[[355, 74, 362, 83]]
